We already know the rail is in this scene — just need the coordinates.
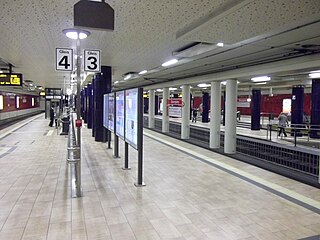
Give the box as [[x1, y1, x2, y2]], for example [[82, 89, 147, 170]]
[[144, 116, 320, 187]]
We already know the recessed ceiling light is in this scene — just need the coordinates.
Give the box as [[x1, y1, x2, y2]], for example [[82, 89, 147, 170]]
[[217, 42, 224, 47], [251, 76, 271, 82], [139, 70, 147, 75], [197, 83, 211, 88], [162, 59, 178, 67]]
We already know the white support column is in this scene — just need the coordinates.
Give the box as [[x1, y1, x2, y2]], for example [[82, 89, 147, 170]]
[[148, 89, 155, 128], [162, 87, 169, 133], [224, 80, 237, 154], [181, 85, 190, 139], [210, 81, 221, 149]]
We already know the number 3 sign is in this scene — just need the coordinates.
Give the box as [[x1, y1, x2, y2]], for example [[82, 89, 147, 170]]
[[84, 50, 100, 72]]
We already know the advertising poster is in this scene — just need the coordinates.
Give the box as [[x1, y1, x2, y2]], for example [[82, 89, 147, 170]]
[[103, 94, 109, 129], [116, 91, 125, 139], [108, 93, 115, 132], [125, 88, 138, 149]]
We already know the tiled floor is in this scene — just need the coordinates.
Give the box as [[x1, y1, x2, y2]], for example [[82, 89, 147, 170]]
[[0, 114, 319, 240]]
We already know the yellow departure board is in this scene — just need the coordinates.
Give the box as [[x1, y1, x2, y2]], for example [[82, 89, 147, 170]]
[[0, 73, 23, 86]]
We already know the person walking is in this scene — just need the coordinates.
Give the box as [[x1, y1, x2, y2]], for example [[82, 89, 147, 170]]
[[49, 105, 55, 127], [192, 108, 198, 123], [278, 112, 288, 137]]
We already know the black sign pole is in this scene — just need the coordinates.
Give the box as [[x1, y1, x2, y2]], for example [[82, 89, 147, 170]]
[[107, 130, 111, 149], [135, 88, 145, 187]]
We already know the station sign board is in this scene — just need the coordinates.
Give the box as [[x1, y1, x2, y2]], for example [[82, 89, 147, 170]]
[[0, 73, 23, 86], [56, 48, 73, 71], [167, 98, 183, 106], [84, 49, 100, 72]]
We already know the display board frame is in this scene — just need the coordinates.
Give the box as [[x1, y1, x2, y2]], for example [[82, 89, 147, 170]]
[[125, 88, 139, 150], [115, 90, 125, 140], [103, 94, 109, 129], [108, 92, 115, 133]]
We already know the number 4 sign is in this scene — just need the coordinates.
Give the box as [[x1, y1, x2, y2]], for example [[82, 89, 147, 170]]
[[84, 50, 100, 72], [56, 48, 73, 71]]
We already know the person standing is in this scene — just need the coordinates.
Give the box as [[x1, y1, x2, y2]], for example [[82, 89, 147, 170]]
[[49, 105, 55, 127], [278, 112, 288, 137]]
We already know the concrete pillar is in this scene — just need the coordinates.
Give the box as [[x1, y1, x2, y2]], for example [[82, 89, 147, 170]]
[[162, 87, 169, 133], [310, 80, 320, 138], [224, 80, 237, 154], [181, 85, 190, 139], [148, 89, 155, 128], [210, 81, 221, 149]]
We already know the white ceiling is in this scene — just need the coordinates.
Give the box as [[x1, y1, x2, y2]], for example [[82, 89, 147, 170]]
[[0, 0, 320, 91]]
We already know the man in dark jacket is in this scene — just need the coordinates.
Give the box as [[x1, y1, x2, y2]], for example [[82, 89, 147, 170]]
[[49, 106, 55, 127]]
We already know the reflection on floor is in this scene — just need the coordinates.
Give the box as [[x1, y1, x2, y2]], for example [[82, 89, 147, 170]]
[[0, 115, 319, 240]]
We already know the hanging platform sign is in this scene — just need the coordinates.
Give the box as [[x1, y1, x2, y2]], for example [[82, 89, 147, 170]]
[[0, 73, 23, 86], [74, 0, 114, 31], [84, 50, 100, 72], [56, 48, 73, 71]]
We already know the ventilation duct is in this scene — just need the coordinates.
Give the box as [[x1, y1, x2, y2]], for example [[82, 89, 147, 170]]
[[173, 42, 220, 58]]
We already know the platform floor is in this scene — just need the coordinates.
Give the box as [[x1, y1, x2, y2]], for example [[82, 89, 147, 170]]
[[0, 114, 319, 240]]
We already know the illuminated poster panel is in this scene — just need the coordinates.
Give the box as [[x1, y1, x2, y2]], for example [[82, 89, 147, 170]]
[[116, 91, 125, 139], [108, 93, 115, 132], [103, 94, 109, 129], [0, 95, 3, 110], [125, 88, 138, 149]]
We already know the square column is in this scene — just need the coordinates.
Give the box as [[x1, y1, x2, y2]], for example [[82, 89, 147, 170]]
[[148, 89, 155, 128], [181, 85, 190, 139], [162, 87, 169, 133], [224, 80, 237, 154], [210, 81, 221, 149]]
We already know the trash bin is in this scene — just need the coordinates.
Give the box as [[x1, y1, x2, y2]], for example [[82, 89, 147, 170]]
[[60, 116, 70, 135]]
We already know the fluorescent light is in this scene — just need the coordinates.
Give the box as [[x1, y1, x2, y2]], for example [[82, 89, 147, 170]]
[[251, 76, 271, 82], [197, 83, 211, 88], [247, 98, 252, 102], [162, 59, 178, 67], [139, 70, 147, 75], [114, 81, 119, 84], [217, 42, 224, 47], [255, 82, 267, 85], [221, 81, 227, 85], [309, 73, 320, 78], [156, 89, 163, 92], [0, 70, 3, 73], [169, 87, 177, 91], [124, 74, 131, 80]]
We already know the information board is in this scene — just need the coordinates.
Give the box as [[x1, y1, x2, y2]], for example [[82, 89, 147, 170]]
[[116, 91, 125, 139], [125, 88, 138, 149], [108, 93, 115, 132], [103, 94, 109, 129], [169, 106, 182, 117], [0, 73, 23, 86]]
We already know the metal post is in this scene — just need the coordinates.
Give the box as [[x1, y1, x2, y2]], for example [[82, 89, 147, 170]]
[[135, 88, 145, 187], [113, 134, 119, 158], [107, 130, 111, 149], [123, 142, 131, 170], [76, 38, 81, 147], [294, 126, 297, 147]]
